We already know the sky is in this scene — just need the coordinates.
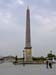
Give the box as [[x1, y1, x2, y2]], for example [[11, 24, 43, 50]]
[[0, 0, 56, 57]]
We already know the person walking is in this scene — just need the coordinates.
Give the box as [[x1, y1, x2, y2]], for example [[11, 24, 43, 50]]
[[49, 59, 52, 69]]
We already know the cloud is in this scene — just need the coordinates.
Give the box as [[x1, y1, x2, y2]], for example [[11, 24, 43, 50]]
[[0, 0, 25, 57], [30, 3, 56, 33], [33, 14, 56, 32], [17, 0, 24, 5]]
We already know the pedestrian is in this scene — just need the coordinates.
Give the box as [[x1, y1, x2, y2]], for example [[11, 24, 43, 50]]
[[49, 59, 52, 69]]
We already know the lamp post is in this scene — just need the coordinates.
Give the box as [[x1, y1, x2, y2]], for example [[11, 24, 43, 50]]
[[23, 50, 25, 65]]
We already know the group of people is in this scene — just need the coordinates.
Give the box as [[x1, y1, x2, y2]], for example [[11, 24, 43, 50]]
[[46, 59, 52, 69]]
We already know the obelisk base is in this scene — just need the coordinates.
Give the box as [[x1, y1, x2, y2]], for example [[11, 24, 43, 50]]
[[24, 48, 32, 63]]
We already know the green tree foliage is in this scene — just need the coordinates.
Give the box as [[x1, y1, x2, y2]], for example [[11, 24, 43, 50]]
[[32, 56, 46, 61], [47, 53, 56, 59]]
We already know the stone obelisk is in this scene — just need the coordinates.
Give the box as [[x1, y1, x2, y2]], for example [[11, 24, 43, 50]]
[[24, 6, 32, 63]]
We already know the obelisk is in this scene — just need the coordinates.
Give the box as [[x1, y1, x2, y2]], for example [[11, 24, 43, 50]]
[[24, 6, 32, 63]]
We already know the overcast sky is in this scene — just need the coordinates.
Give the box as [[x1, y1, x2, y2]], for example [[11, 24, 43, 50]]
[[0, 0, 56, 57]]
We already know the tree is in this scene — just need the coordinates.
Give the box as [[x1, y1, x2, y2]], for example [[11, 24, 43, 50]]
[[47, 51, 56, 59]]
